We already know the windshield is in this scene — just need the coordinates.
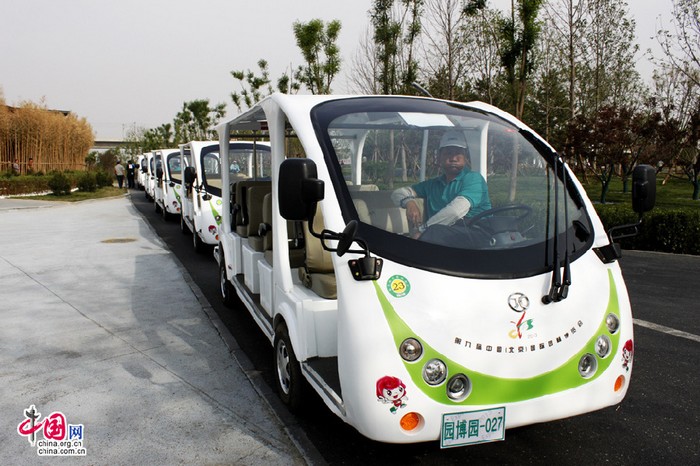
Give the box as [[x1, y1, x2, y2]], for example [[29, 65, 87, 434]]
[[201, 143, 271, 197], [312, 97, 592, 278], [154, 154, 162, 176], [167, 153, 181, 182]]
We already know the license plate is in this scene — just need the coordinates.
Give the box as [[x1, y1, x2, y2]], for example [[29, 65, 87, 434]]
[[440, 407, 506, 448]]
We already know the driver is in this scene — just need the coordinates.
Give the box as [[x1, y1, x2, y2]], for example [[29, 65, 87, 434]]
[[392, 130, 491, 239]]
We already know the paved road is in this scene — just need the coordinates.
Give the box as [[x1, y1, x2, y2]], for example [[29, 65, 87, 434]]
[[130, 192, 699, 465], [0, 195, 305, 465]]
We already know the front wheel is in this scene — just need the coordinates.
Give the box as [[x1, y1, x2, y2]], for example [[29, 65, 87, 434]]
[[274, 322, 305, 412]]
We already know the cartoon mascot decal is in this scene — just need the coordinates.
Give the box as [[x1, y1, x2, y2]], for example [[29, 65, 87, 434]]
[[376, 375, 408, 414], [622, 339, 634, 372]]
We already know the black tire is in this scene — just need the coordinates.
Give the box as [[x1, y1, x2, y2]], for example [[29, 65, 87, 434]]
[[155, 201, 162, 214], [161, 204, 169, 221], [219, 256, 236, 308], [180, 215, 189, 234], [274, 322, 305, 412], [193, 229, 204, 253]]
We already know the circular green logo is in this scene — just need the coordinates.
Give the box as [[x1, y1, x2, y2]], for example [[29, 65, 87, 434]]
[[387, 275, 411, 298]]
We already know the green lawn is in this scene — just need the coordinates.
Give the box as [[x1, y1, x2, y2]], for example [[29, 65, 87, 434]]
[[580, 175, 699, 210], [15, 186, 127, 202]]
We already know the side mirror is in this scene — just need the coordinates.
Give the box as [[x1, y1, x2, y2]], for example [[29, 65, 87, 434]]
[[595, 164, 657, 264], [156, 167, 164, 181], [184, 166, 196, 185], [632, 164, 656, 214], [278, 158, 324, 221]]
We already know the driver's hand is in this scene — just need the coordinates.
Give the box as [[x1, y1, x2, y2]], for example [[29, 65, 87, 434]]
[[405, 200, 422, 226]]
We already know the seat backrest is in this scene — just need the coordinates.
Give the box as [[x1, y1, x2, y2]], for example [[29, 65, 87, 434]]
[[350, 191, 424, 234], [232, 180, 271, 236], [261, 193, 273, 253], [246, 184, 272, 250], [260, 193, 305, 268], [299, 204, 336, 299]]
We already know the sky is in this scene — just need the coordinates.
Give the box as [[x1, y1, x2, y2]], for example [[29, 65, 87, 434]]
[[1, 0, 675, 141]]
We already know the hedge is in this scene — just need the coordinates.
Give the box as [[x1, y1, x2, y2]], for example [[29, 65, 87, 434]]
[[594, 204, 700, 255], [0, 171, 85, 196]]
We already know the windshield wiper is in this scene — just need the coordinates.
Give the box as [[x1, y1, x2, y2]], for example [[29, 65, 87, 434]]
[[542, 154, 572, 304]]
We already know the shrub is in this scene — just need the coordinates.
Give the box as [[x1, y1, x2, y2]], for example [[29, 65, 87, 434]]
[[595, 204, 700, 255], [0, 175, 51, 195], [77, 172, 97, 192], [48, 172, 72, 196], [95, 171, 112, 188]]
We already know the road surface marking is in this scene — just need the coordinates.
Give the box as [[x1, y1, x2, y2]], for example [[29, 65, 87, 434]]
[[634, 319, 700, 343]]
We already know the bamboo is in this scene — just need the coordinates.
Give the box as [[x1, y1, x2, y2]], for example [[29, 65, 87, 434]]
[[1, 102, 93, 173]]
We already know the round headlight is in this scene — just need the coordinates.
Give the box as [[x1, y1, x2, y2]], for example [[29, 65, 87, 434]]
[[446, 374, 471, 401], [399, 338, 423, 362], [606, 313, 620, 334], [423, 359, 447, 386], [595, 335, 612, 358], [578, 353, 598, 378]]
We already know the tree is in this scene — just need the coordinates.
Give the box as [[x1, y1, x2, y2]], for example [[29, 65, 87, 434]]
[[371, 0, 424, 95], [461, 5, 506, 106], [230, 59, 300, 112], [174, 99, 226, 143], [650, 0, 700, 199], [97, 148, 120, 174], [349, 26, 382, 93], [543, 0, 588, 176], [654, 0, 700, 89], [292, 19, 342, 94], [526, 33, 569, 148], [421, 0, 467, 100], [578, 0, 641, 116], [571, 105, 643, 202], [499, 0, 544, 120], [230, 59, 274, 112]]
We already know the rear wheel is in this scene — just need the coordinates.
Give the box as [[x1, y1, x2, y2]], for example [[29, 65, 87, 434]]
[[274, 322, 305, 412], [155, 200, 162, 214], [219, 257, 236, 308], [161, 204, 169, 221]]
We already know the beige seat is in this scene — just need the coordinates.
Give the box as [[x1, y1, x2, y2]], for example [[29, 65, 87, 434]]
[[259, 193, 305, 268], [299, 205, 336, 299], [351, 191, 424, 234], [246, 184, 272, 251], [232, 180, 271, 237]]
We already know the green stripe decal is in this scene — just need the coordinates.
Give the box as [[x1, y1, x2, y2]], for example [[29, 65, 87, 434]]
[[373, 270, 621, 405], [209, 201, 221, 226]]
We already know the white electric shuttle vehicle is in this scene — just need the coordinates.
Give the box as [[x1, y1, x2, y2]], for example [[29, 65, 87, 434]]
[[181, 140, 271, 252], [144, 151, 158, 201], [153, 148, 183, 220], [215, 94, 655, 447], [136, 154, 148, 190]]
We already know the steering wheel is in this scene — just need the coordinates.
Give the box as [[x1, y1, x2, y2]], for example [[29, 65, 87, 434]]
[[466, 204, 533, 235]]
